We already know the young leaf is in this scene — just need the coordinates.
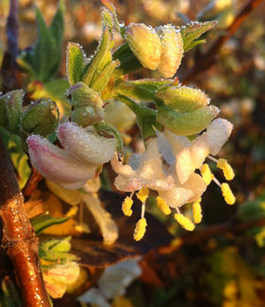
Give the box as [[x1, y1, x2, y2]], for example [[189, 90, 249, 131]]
[[181, 20, 217, 52], [66, 43, 87, 85], [82, 28, 111, 86], [31, 214, 70, 235]]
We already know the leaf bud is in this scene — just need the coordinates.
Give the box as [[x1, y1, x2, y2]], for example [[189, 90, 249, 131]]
[[21, 98, 59, 137]]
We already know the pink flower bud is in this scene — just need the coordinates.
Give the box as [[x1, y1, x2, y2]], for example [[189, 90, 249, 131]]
[[57, 122, 116, 165], [27, 135, 97, 190]]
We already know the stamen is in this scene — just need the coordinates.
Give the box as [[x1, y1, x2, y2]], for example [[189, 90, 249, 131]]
[[134, 217, 147, 241], [200, 163, 214, 185], [122, 196, 134, 216], [217, 158, 235, 181], [193, 199, 203, 224], [137, 187, 149, 203], [156, 196, 171, 215], [66, 205, 78, 217], [221, 183, 236, 205], [174, 213, 195, 231]]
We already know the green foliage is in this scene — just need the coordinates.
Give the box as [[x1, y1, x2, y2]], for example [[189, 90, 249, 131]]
[[0, 90, 24, 134], [66, 43, 87, 86], [0, 280, 21, 307], [18, 0, 64, 82], [31, 214, 70, 235], [0, 126, 31, 189], [181, 21, 217, 52], [39, 237, 77, 264]]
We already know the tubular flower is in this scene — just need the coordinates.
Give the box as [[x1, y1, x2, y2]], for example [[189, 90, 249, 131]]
[[111, 136, 207, 238], [27, 122, 116, 190]]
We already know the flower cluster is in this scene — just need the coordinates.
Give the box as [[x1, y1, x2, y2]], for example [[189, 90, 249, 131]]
[[111, 118, 235, 240]]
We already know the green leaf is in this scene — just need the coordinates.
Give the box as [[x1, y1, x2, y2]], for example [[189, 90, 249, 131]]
[[181, 21, 217, 52], [0, 126, 31, 189], [113, 43, 142, 78], [31, 214, 70, 235], [66, 42, 87, 85], [19, 3, 64, 82], [90, 59, 119, 92], [82, 28, 111, 86], [114, 79, 173, 102]]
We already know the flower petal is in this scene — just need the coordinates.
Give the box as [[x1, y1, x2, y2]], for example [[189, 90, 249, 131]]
[[207, 118, 233, 155], [176, 132, 210, 184], [27, 135, 97, 190], [57, 122, 116, 165], [159, 173, 206, 208]]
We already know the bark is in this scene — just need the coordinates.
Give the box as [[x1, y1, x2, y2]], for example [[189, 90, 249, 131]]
[[0, 135, 50, 306]]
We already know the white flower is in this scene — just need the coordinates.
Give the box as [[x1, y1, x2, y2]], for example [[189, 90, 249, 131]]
[[111, 118, 235, 238], [27, 122, 116, 190]]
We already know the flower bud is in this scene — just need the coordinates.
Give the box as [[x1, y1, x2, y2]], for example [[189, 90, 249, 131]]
[[0, 90, 24, 134], [156, 85, 210, 112], [57, 122, 116, 165], [156, 25, 183, 78], [125, 23, 161, 70], [156, 104, 220, 136], [27, 135, 97, 190], [21, 98, 59, 137], [69, 82, 103, 108], [71, 105, 104, 127]]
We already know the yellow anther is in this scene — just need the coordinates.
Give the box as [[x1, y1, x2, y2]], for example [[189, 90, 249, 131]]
[[136, 187, 149, 203], [65, 205, 78, 217], [122, 196, 134, 216], [221, 183, 236, 205], [133, 218, 147, 241], [217, 158, 235, 181], [174, 214, 195, 231], [193, 200, 203, 224], [200, 164, 214, 185], [156, 196, 171, 215]]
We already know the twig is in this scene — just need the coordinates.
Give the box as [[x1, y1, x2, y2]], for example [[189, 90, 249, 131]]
[[174, 217, 265, 248], [182, 0, 264, 83], [0, 136, 50, 306]]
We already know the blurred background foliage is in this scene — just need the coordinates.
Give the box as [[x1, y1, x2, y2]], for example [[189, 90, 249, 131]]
[[1, 0, 265, 306]]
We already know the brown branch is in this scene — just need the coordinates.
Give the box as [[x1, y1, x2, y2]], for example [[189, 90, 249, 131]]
[[0, 136, 50, 306], [175, 217, 265, 248], [182, 0, 264, 84]]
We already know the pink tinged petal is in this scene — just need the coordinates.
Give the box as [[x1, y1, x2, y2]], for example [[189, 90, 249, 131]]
[[27, 135, 97, 190], [176, 133, 210, 184], [57, 122, 116, 165], [159, 173, 207, 208], [111, 153, 134, 177], [207, 118, 233, 155], [44, 263, 80, 285]]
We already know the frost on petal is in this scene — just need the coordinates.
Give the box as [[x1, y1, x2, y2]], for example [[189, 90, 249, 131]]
[[57, 122, 116, 165], [158, 173, 206, 208], [207, 118, 233, 155], [112, 138, 174, 192], [110, 153, 134, 177], [83, 194, 118, 245], [27, 135, 97, 190], [176, 133, 210, 184]]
